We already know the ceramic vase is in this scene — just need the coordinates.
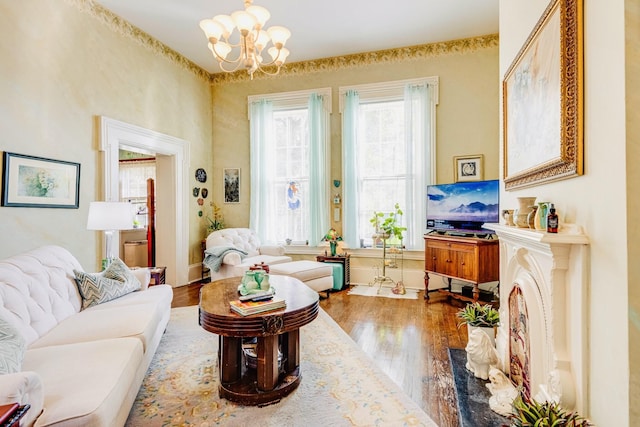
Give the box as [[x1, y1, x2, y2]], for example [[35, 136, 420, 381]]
[[329, 241, 337, 256], [468, 325, 496, 346], [242, 271, 258, 292], [260, 274, 270, 292], [527, 205, 538, 229], [502, 209, 515, 226], [515, 197, 536, 228], [535, 202, 550, 231]]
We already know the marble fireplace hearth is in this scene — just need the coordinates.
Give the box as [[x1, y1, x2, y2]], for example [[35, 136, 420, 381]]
[[449, 348, 510, 426]]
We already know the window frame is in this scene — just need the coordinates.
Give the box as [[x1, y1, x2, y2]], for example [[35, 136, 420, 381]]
[[339, 77, 439, 250]]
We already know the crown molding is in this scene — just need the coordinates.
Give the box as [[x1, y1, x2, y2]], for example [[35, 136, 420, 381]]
[[67, 1, 497, 87], [66, 0, 211, 82], [212, 34, 499, 85]]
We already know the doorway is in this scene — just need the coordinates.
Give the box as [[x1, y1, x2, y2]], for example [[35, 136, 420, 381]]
[[99, 116, 189, 286]]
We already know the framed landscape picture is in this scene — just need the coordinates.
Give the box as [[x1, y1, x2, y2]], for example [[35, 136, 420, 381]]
[[223, 168, 240, 203], [1, 152, 80, 208], [502, 0, 583, 190]]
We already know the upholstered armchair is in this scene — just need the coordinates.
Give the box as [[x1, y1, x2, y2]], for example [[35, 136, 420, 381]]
[[203, 228, 292, 282]]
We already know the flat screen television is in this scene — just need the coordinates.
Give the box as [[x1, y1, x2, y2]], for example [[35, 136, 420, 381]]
[[426, 179, 500, 235]]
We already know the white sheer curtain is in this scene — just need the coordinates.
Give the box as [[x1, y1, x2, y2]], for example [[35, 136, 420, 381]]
[[308, 93, 330, 245], [119, 159, 156, 199], [341, 90, 360, 249], [249, 99, 274, 243], [404, 83, 432, 249]]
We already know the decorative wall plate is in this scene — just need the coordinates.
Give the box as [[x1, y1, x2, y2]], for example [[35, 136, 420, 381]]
[[193, 187, 200, 197], [195, 168, 207, 183], [201, 188, 208, 198]]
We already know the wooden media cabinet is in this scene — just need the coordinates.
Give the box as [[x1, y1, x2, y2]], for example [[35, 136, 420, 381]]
[[423, 233, 499, 303]]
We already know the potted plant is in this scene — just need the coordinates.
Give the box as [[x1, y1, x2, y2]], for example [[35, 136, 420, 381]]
[[456, 302, 500, 343], [322, 228, 342, 256], [510, 395, 593, 426], [206, 203, 225, 235], [369, 203, 407, 245]]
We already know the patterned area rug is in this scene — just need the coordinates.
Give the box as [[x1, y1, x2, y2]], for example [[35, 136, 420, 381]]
[[126, 306, 437, 426], [347, 285, 420, 299]]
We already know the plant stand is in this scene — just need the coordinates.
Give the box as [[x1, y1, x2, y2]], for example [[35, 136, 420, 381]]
[[369, 233, 396, 293]]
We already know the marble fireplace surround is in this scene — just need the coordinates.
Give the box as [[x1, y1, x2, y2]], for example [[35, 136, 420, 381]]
[[484, 224, 590, 413]]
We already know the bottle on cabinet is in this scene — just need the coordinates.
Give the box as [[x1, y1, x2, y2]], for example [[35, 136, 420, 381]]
[[547, 204, 558, 233]]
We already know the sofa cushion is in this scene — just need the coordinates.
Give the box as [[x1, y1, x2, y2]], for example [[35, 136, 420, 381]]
[[22, 338, 143, 427], [29, 299, 165, 353], [74, 259, 141, 309], [0, 316, 26, 374], [269, 261, 333, 282]]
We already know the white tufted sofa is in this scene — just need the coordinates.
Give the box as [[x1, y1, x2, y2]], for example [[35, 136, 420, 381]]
[[0, 245, 172, 426], [204, 228, 292, 281]]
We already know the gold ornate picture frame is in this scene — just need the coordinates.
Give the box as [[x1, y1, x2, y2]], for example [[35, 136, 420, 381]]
[[502, 0, 583, 190]]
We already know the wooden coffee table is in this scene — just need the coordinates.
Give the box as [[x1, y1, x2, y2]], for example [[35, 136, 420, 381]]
[[199, 275, 319, 406]]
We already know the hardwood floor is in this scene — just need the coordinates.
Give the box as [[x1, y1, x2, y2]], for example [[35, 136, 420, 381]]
[[172, 282, 468, 427]]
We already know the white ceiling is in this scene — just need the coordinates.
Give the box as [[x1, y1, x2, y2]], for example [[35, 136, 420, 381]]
[[95, 0, 499, 74]]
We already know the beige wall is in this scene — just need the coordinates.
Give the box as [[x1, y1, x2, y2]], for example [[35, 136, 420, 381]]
[[211, 40, 500, 231], [500, 0, 632, 424], [0, 0, 213, 271]]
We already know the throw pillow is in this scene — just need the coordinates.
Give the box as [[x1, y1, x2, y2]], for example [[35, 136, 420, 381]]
[[74, 258, 141, 309], [0, 316, 26, 375]]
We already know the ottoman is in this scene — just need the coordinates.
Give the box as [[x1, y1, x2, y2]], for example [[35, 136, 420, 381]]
[[269, 260, 333, 297]]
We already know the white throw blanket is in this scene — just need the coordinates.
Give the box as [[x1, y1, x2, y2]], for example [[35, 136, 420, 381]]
[[203, 246, 248, 272]]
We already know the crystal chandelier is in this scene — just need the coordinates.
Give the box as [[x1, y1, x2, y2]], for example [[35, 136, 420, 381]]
[[199, 0, 291, 79]]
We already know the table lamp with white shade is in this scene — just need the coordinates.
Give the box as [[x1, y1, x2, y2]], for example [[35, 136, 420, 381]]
[[87, 201, 134, 265]]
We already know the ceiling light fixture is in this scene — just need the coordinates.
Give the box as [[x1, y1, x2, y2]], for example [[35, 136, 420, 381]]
[[199, 0, 291, 79]]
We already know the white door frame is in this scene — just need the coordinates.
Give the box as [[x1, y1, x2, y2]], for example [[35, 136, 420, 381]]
[[99, 116, 190, 286]]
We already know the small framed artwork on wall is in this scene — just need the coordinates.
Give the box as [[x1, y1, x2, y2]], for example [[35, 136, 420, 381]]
[[223, 168, 240, 203], [2, 152, 81, 208], [454, 154, 484, 182]]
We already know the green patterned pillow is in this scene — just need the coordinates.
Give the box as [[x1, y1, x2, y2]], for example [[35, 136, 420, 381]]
[[0, 316, 26, 374], [74, 258, 141, 309]]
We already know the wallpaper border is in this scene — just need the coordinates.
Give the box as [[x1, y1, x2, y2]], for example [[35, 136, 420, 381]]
[[68, 1, 498, 86]]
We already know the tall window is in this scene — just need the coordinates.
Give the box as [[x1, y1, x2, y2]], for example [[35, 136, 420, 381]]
[[273, 108, 309, 242], [340, 77, 438, 250], [249, 89, 331, 245]]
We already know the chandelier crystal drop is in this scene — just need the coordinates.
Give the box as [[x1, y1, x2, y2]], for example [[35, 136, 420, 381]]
[[199, 0, 291, 79]]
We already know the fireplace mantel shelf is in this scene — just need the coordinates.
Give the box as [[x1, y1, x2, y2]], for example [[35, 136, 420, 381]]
[[484, 223, 589, 245]]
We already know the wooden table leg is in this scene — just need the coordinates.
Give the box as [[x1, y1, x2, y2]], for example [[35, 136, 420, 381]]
[[424, 271, 430, 300], [220, 336, 241, 383], [257, 335, 279, 391], [281, 330, 299, 373]]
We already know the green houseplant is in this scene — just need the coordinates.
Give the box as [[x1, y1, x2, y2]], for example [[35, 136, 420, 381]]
[[206, 203, 225, 234], [369, 203, 407, 243], [456, 302, 500, 328], [510, 395, 592, 426]]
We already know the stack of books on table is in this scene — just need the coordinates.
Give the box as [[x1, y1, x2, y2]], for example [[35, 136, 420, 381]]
[[0, 402, 30, 426], [230, 297, 286, 316]]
